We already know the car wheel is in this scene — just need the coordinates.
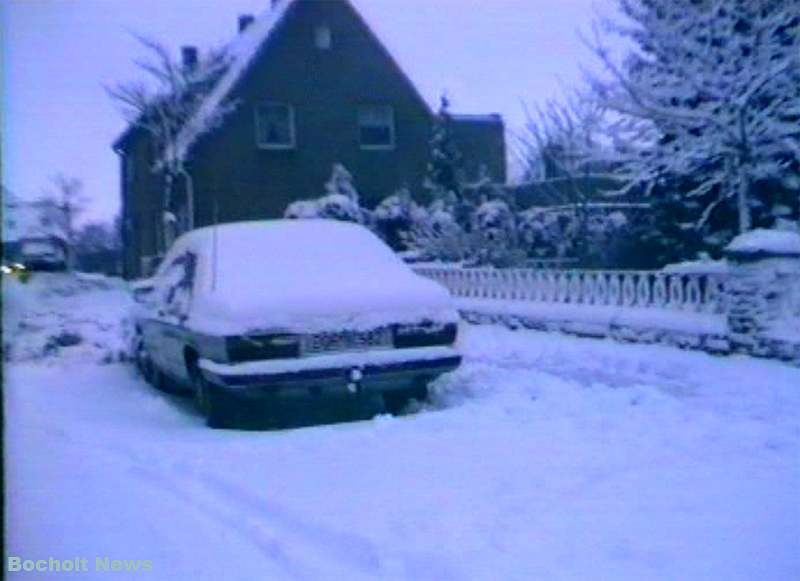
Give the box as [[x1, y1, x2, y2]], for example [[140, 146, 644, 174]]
[[135, 338, 154, 384], [383, 383, 430, 416], [192, 370, 212, 419], [191, 368, 230, 428]]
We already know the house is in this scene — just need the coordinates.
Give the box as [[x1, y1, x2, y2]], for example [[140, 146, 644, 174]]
[[113, 0, 507, 279]]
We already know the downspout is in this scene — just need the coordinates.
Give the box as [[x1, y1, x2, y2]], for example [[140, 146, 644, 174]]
[[178, 166, 195, 231]]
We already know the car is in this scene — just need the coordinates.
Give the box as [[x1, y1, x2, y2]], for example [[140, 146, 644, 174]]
[[132, 220, 462, 428], [18, 238, 68, 272]]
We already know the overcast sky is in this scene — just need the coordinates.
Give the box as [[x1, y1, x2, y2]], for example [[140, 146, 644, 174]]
[[2, 0, 612, 224]]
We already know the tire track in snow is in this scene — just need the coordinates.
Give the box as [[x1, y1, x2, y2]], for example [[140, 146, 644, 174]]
[[102, 439, 462, 580], [126, 463, 309, 579]]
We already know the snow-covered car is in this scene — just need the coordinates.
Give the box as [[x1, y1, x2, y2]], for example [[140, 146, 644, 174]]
[[132, 220, 461, 428], [18, 238, 68, 271]]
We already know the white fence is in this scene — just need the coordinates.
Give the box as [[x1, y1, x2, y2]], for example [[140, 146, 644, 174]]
[[414, 266, 727, 315]]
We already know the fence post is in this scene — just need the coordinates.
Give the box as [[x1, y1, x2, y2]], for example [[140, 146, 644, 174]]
[[724, 230, 800, 359]]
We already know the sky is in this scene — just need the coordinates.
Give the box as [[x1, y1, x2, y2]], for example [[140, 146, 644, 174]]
[[2, 0, 613, 224]]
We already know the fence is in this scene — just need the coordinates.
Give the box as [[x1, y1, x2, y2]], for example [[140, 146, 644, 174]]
[[414, 266, 727, 315], [414, 256, 800, 365]]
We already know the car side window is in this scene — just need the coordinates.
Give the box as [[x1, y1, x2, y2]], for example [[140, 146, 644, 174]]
[[156, 252, 197, 322]]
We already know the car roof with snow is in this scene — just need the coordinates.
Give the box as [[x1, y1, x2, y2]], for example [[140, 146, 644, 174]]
[[160, 219, 406, 292], [153, 220, 455, 335]]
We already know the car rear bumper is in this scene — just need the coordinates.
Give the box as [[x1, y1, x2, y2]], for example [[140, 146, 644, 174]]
[[199, 346, 461, 398]]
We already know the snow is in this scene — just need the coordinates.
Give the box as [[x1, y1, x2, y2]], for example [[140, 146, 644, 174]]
[[2, 272, 133, 364], [458, 298, 726, 337], [726, 228, 800, 256], [157, 220, 457, 335], [662, 258, 729, 274], [6, 273, 800, 580]]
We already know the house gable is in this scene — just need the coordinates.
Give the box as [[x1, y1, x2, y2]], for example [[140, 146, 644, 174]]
[[184, 0, 442, 225], [115, 0, 508, 278], [176, 0, 433, 162]]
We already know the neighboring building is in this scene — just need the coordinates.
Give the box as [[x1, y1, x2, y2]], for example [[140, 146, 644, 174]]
[[114, 0, 506, 279]]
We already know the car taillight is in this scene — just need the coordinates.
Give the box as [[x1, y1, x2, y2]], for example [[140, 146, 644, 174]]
[[393, 322, 457, 348], [226, 334, 301, 363]]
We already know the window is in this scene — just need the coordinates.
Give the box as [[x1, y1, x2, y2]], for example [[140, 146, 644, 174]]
[[255, 103, 295, 149], [158, 252, 197, 321], [315, 25, 332, 50], [358, 105, 395, 149]]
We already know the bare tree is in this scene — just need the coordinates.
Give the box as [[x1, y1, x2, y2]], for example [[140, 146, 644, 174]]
[[520, 91, 611, 184], [518, 91, 635, 262], [586, 0, 800, 234], [37, 174, 89, 247], [107, 34, 232, 247]]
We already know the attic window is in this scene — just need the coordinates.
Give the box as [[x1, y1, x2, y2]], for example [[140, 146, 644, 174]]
[[255, 103, 296, 149], [358, 105, 395, 150], [315, 25, 332, 50]]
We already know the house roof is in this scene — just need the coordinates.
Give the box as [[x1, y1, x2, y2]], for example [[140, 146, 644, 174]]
[[170, 0, 299, 162], [451, 114, 504, 124], [115, 0, 502, 162], [171, 0, 438, 163]]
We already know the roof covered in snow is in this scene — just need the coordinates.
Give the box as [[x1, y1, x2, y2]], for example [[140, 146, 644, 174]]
[[726, 228, 800, 257], [170, 0, 443, 162], [171, 0, 298, 161], [122, 0, 502, 162]]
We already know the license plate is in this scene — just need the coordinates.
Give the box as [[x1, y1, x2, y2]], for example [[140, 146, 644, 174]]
[[302, 328, 392, 355]]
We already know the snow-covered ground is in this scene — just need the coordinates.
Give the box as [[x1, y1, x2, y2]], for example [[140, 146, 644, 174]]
[[5, 274, 800, 580]]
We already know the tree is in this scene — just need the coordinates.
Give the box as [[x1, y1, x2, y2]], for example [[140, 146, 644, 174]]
[[588, 0, 800, 237], [324, 163, 360, 205], [520, 90, 614, 182], [472, 200, 525, 267], [107, 35, 232, 247], [372, 187, 423, 250], [425, 95, 473, 227], [74, 222, 118, 255], [284, 164, 367, 224], [73, 219, 122, 274], [36, 174, 88, 248], [519, 91, 634, 263]]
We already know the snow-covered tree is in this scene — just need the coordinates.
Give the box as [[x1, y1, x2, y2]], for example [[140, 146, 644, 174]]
[[517, 206, 632, 267], [372, 187, 424, 250], [284, 164, 368, 224], [588, 0, 800, 235], [404, 201, 473, 263], [107, 35, 232, 247], [425, 95, 476, 228], [471, 200, 526, 267], [324, 163, 360, 205]]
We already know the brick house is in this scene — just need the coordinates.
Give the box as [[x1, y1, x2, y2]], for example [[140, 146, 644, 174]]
[[113, 0, 506, 279]]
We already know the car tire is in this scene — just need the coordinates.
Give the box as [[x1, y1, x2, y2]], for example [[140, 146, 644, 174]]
[[191, 367, 229, 429], [383, 383, 430, 416], [135, 338, 154, 384]]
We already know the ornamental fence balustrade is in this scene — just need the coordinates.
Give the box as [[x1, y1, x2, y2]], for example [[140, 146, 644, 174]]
[[413, 260, 800, 364], [413, 266, 727, 315]]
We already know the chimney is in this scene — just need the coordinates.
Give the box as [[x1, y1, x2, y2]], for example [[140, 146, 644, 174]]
[[181, 46, 198, 71], [238, 14, 255, 32]]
